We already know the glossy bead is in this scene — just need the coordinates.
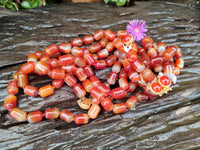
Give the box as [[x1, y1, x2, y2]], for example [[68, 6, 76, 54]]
[[39, 84, 54, 97], [119, 68, 127, 79], [142, 37, 153, 50], [97, 83, 111, 96], [89, 76, 101, 86], [94, 29, 104, 41], [122, 34, 133, 44], [39, 53, 49, 63], [60, 109, 74, 123], [151, 83, 162, 93], [105, 30, 116, 41], [88, 104, 101, 119], [84, 65, 94, 77], [175, 58, 184, 69], [24, 85, 38, 97], [106, 55, 117, 66], [45, 44, 58, 56], [83, 35, 94, 44], [138, 74, 148, 88], [71, 46, 84, 57], [13, 69, 21, 81], [113, 103, 127, 114], [9, 108, 27, 122], [105, 42, 114, 52], [27, 53, 38, 63], [147, 48, 158, 58], [99, 37, 109, 48], [118, 48, 128, 60], [142, 68, 155, 82], [150, 57, 163, 67], [163, 64, 174, 74], [73, 84, 86, 98], [162, 46, 176, 61], [84, 52, 95, 66], [61, 64, 77, 73], [71, 37, 83, 47], [74, 113, 89, 125], [154, 64, 163, 73], [48, 59, 59, 69], [89, 43, 102, 53], [44, 108, 60, 119], [75, 68, 87, 81], [111, 87, 127, 100], [52, 79, 64, 89], [112, 61, 122, 73], [128, 70, 140, 82], [131, 59, 145, 73], [94, 60, 107, 69], [122, 58, 132, 72], [82, 79, 94, 92], [7, 80, 18, 95], [59, 54, 74, 66], [50, 69, 65, 80], [27, 111, 43, 123], [74, 56, 86, 68], [173, 67, 180, 76], [126, 96, 138, 109], [174, 47, 183, 59], [34, 51, 43, 58], [128, 49, 137, 62], [136, 92, 149, 102], [64, 74, 77, 87], [157, 42, 167, 56], [35, 61, 49, 75], [100, 97, 113, 111], [4, 95, 17, 110], [159, 75, 171, 87], [58, 42, 71, 54], [21, 61, 35, 74], [117, 30, 128, 38], [107, 72, 118, 85], [92, 54, 98, 60], [17, 73, 28, 88], [97, 49, 109, 59], [113, 38, 123, 49], [90, 87, 104, 100], [119, 77, 129, 90], [128, 82, 137, 92]]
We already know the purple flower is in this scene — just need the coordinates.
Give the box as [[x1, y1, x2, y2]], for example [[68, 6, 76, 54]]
[[126, 19, 148, 41]]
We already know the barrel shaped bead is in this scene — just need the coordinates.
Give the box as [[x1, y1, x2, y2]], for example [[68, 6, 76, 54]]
[[39, 84, 54, 97], [71, 37, 83, 47], [74, 113, 89, 125], [21, 61, 35, 74], [52, 79, 64, 89], [50, 69, 65, 80], [27, 111, 43, 123], [17, 73, 28, 88], [113, 103, 127, 114], [9, 108, 27, 122], [59, 54, 74, 66], [7, 80, 19, 95], [126, 96, 138, 109], [73, 84, 86, 98], [111, 87, 127, 100], [58, 42, 71, 54], [64, 74, 77, 87], [94, 29, 104, 41], [100, 97, 113, 112], [88, 104, 101, 119], [45, 44, 58, 56], [4, 95, 17, 110], [44, 108, 60, 119], [60, 109, 74, 123], [24, 85, 38, 97]]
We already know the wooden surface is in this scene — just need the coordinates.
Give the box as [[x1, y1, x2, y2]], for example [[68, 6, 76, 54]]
[[0, 1, 200, 149]]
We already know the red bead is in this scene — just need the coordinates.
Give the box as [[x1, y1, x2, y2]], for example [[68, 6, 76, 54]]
[[52, 79, 64, 89], [92, 54, 98, 60], [94, 60, 107, 69], [7, 80, 18, 95], [111, 87, 127, 100], [60, 109, 74, 123], [126, 96, 138, 109], [50, 69, 65, 80], [9, 108, 27, 122], [150, 57, 163, 67], [90, 87, 104, 100], [34, 51, 43, 58], [112, 61, 122, 73], [17, 73, 28, 88], [39, 53, 49, 63], [138, 74, 148, 88], [128, 70, 140, 82], [88, 104, 101, 119], [74, 56, 86, 68], [163, 63, 174, 74], [24, 85, 38, 97], [157, 42, 167, 56], [35, 61, 49, 75], [94, 29, 104, 41], [122, 58, 132, 72], [97, 83, 111, 96], [71, 37, 83, 47], [58, 42, 71, 54], [75, 68, 87, 81], [136, 92, 149, 102], [74, 113, 89, 125], [83, 65, 94, 77], [21, 61, 35, 74], [73, 84, 86, 98], [27, 111, 43, 123], [159, 75, 171, 87], [89, 43, 102, 53], [113, 103, 127, 114], [106, 55, 117, 66], [64, 74, 77, 87], [119, 77, 129, 90], [83, 35, 94, 45], [71, 46, 84, 57], [105, 30, 116, 41], [89, 75, 101, 86], [4, 95, 17, 110], [175, 58, 184, 69], [118, 48, 128, 60], [27, 53, 38, 63], [141, 68, 155, 82], [105, 42, 114, 52], [117, 30, 128, 38], [119, 68, 127, 79], [128, 49, 137, 62], [99, 37, 109, 48], [39, 84, 54, 97], [148, 48, 158, 58], [61, 64, 77, 73], [100, 97, 113, 111], [142, 37, 153, 50], [59, 54, 74, 66], [154, 64, 164, 73], [13, 69, 21, 81], [151, 83, 162, 93], [48, 59, 59, 69], [97, 49, 109, 59], [45, 44, 58, 56], [123, 34, 133, 43], [128, 82, 137, 92], [162, 46, 176, 61], [107, 72, 118, 85], [113, 38, 123, 49], [44, 108, 60, 119], [82, 79, 94, 92], [174, 47, 183, 59], [84, 52, 95, 66], [131, 59, 145, 73]]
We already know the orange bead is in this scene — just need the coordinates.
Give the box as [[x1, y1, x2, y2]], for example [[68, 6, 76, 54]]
[[128, 82, 137, 92], [52, 79, 64, 89], [7, 80, 19, 95], [83, 35, 94, 45], [119, 77, 129, 90], [162, 46, 176, 61], [99, 37, 109, 48], [4, 95, 17, 110], [89, 43, 102, 53], [75, 68, 87, 81], [112, 61, 122, 73], [24, 85, 38, 97], [84, 65, 94, 77], [84, 52, 95, 66], [136, 92, 149, 102], [17, 73, 28, 88], [64, 74, 77, 87], [9, 108, 27, 122], [71, 46, 84, 57], [88, 104, 101, 119], [111, 87, 127, 100], [35, 61, 49, 75], [74, 56, 86, 68], [157, 42, 167, 56], [60, 109, 74, 123], [97, 83, 111, 96], [89, 75, 101, 86], [27, 111, 43, 123], [34, 51, 43, 58], [90, 87, 104, 100], [142, 37, 153, 50], [173, 67, 180, 75], [82, 79, 94, 92], [126, 96, 138, 109], [74, 113, 89, 125], [105, 42, 114, 52], [59, 54, 74, 66], [107, 72, 118, 85], [128, 70, 140, 82], [73, 84, 86, 98], [39, 53, 49, 63], [113, 38, 123, 49], [175, 58, 184, 69], [71, 37, 83, 47], [39, 84, 54, 97], [50, 69, 65, 80], [13, 69, 21, 81], [100, 97, 113, 111], [97, 49, 109, 59], [105, 30, 116, 41], [94, 60, 107, 70], [128, 49, 137, 62], [106, 55, 117, 66], [58, 42, 71, 54], [163, 64, 174, 74], [154, 64, 163, 73], [122, 58, 132, 71], [44, 108, 60, 119], [61, 64, 77, 73], [131, 59, 145, 73], [150, 57, 163, 67], [147, 48, 158, 58], [94, 29, 104, 41], [48, 59, 59, 69], [174, 47, 183, 59], [113, 103, 127, 114], [117, 30, 128, 38], [45, 44, 58, 56], [141, 68, 155, 82], [27, 53, 38, 63]]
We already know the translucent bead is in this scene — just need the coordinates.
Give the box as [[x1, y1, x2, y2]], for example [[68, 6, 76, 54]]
[[154, 64, 163, 73], [75, 68, 87, 81], [89, 43, 102, 53], [106, 55, 117, 66], [74, 56, 86, 68], [113, 103, 127, 114], [17, 73, 28, 88], [7, 80, 18, 95], [34, 50, 43, 58], [138, 74, 148, 88], [82, 79, 94, 92], [73, 84, 86, 98], [39, 84, 54, 97], [97, 49, 109, 59], [174, 47, 183, 59], [112, 61, 122, 73], [157, 42, 167, 56], [91, 97, 100, 104], [39, 53, 49, 63], [128, 49, 137, 62], [4, 95, 17, 110], [83, 35, 94, 44], [142, 37, 153, 50], [97, 83, 111, 96], [61, 64, 77, 73], [107, 72, 118, 85], [84, 65, 94, 77], [118, 48, 128, 60], [128, 70, 140, 82], [119, 68, 127, 79], [13, 69, 21, 81], [105, 30, 116, 41], [141, 68, 155, 82], [35, 61, 49, 75], [126, 96, 138, 109], [119, 77, 129, 90], [27, 111, 43, 123], [128, 82, 137, 92], [92, 54, 98, 60], [84, 52, 95, 66], [9, 108, 27, 122], [105, 42, 114, 52], [175, 58, 184, 69], [74, 113, 89, 125], [100, 97, 113, 111], [71, 37, 83, 47], [71, 46, 84, 57], [122, 58, 132, 72], [111, 87, 127, 100], [88, 104, 101, 119], [163, 63, 174, 74], [44, 108, 60, 119], [21, 61, 35, 74], [99, 37, 109, 48], [147, 48, 158, 58], [59, 54, 74, 66], [90, 87, 104, 100], [50, 69, 65, 80], [89, 76, 101, 86], [94, 60, 107, 69], [162, 46, 176, 61], [136, 92, 149, 102], [60, 109, 74, 123], [28, 53, 38, 63], [117, 30, 128, 38], [94, 29, 104, 41], [150, 57, 163, 67], [64, 74, 77, 87], [48, 59, 59, 69], [173, 67, 180, 76], [24, 85, 38, 97], [131, 59, 145, 73], [45, 44, 58, 56], [58, 42, 71, 54], [52, 79, 64, 89], [113, 38, 123, 49]]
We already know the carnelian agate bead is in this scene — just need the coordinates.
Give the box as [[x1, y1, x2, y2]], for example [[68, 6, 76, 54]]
[[40, 53, 49, 63], [174, 48, 183, 59], [99, 37, 109, 48], [84, 52, 95, 66], [52, 79, 64, 89], [175, 58, 184, 69], [88, 104, 101, 119], [128, 82, 137, 92], [150, 57, 163, 67], [94, 60, 107, 69], [7, 80, 19, 95], [106, 55, 117, 66], [83, 35, 94, 45], [119, 77, 129, 90], [126, 96, 138, 109], [89, 76, 101, 86], [105, 30, 116, 41], [151, 83, 162, 93], [24, 85, 38, 97], [74, 113, 89, 125], [39, 84, 54, 97], [163, 64, 174, 74], [131, 59, 145, 73], [122, 58, 132, 71], [82, 79, 94, 92], [162, 46, 176, 61], [117, 30, 128, 38], [35, 51, 43, 58], [142, 68, 155, 82], [45, 44, 58, 56], [44, 108, 60, 119], [17, 73, 28, 88], [128, 49, 137, 62], [136, 92, 149, 102], [58, 42, 71, 54], [62, 64, 77, 73], [71, 37, 83, 47], [75, 68, 87, 81], [106, 42, 114, 52], [28, 53, 38, 63], [35, 61, 49, 75], [148, 48, 158, 58], [113, 103, 127, 114], [13, 69, 21, 81], [4, 95, 17, 110], [113, 38, 123, 49], [27, 111, 43, 123], [9, 108, 27, 122], [74, 56, 86, 68], [119, 68, 127, 79], [50, 69, 65, 80], [154, 64, 163, 73], [48, 59, 59, 69], [97, 49, 109, 59], [107, 72, 118, 85], [111, 87, 127, 100], [100, 97, 113, 111], [60, 109, 74, 123], [142, 37, 153, 50], [112, 61, 122, 73], [71, 46, 84, 57], [128, 71, 140, 82], [84, 65, 94, 77], [59, 54, 74, 66], [64, 74, 77, 87], [90, 87, 104, 100], [94, 29, 104, 41], [89, 43, 102, 53], [73, 84, 86, 98], [97, 83, 111, 96]]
